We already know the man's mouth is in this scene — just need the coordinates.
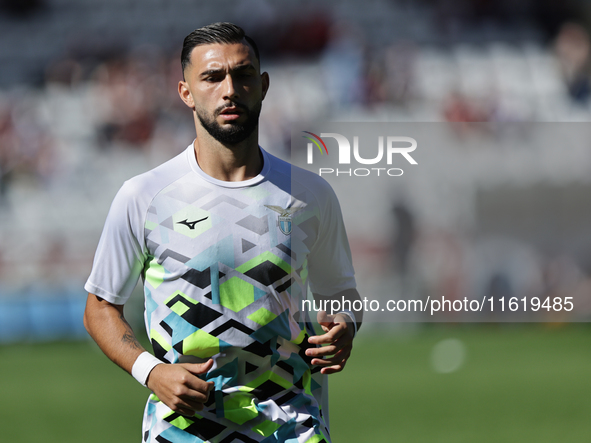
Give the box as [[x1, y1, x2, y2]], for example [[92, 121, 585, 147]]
[[219, 106, 244, 121]]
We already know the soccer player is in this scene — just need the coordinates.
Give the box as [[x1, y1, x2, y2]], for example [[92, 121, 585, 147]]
[[83, 22, 362, 443]]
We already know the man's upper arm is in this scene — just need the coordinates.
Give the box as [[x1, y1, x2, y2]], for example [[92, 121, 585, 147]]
[[306, 177, 356, 298], [85, 293, 125, 314], [83, 293, 124, 329], [84, 180, 148, 306]]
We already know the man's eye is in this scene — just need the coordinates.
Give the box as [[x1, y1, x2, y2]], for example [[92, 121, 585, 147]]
[[233, 70, 254, 78]]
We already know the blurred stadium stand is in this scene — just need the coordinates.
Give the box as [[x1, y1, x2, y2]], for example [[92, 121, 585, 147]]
[[1, 0, 591, 341]]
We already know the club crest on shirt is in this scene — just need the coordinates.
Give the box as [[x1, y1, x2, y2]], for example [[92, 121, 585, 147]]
[[265, 205, 303, 235]]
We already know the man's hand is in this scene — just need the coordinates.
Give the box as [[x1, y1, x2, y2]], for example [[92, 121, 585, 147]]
[[146, 359, 215, 417], [306, 310, 355, 375]]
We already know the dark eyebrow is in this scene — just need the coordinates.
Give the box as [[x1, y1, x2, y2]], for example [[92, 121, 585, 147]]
[[199, 63, 257, 78], [199, 68, 224, 77], [230, 63, 256, 73]]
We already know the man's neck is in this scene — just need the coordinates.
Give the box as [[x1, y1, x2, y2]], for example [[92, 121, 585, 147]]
[[192, 131, 263, 182]]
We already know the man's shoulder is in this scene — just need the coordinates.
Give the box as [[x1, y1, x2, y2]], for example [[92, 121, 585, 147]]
[[265, 150, 335, 198], [118, 147, 191, 201]]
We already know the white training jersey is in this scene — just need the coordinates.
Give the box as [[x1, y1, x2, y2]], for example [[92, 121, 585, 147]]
[[85, 143, 356, 443]]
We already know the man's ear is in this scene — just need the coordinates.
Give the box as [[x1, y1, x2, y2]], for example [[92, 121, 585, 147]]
[[178, 81, 195, 109], [261, 72, 270, 101]]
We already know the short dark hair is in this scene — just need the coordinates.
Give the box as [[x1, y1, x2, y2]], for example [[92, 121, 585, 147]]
[[181, 22, 261, 74]]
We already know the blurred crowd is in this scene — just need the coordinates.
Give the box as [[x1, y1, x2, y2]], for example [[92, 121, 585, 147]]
[[3, 19, 591, 194], [1, 1, 591, 330]]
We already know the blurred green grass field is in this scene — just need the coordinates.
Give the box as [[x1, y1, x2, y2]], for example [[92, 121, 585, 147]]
[[1, 324, 590, 443]]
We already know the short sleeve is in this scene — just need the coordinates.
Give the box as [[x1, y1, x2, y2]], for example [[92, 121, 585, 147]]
[[306, 181, 356, 296], [84, 179, 148, 305]]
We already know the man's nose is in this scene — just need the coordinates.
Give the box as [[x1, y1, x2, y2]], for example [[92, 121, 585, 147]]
[[222, 74, 239, 101]]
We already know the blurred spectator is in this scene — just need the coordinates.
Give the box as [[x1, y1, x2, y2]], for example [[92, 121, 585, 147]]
[[392, 201, 416, 275], [0, 104, 16, 203], [382, 42, 417, 105], [91, 54, 160, 149], [485, 271, 514, 321], [362, 50, 388, 106], [0, 98, 56, 195], [554, 22, 591, 104], [414, 228, 466, 320], [276, 14, 331, 56], [40, 236, 67, 285], [45, 58, 83, 88], [542, 254, 586, 321], [321, 21, 366, 109], [443, 91, 491, 123], [12, 100, 56, 183]]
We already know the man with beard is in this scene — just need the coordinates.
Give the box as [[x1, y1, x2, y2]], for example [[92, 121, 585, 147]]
[[83, 22, 361, 443]]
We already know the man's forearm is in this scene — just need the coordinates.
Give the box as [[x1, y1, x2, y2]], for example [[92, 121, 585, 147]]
[[83, 293, 147, 374], [83, 293, 214, 411]]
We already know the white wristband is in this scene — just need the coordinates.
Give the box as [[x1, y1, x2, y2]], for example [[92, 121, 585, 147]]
[[131, 352, 163, 387], [337, 310, 358, 338]]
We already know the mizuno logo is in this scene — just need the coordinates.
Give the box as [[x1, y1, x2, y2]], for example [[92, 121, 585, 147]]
[[177, 217, 208, 230]]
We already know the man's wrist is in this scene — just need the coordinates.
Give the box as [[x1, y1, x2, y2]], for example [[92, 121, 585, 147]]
[[131, 352, 164, 387], [337, 310, 358, 338]]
